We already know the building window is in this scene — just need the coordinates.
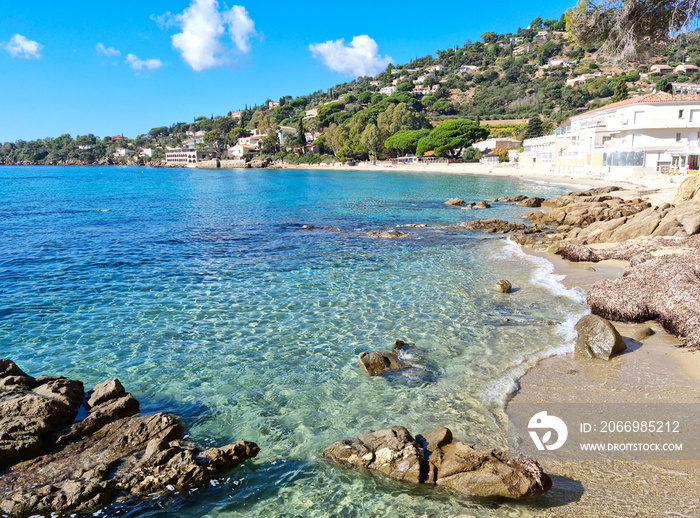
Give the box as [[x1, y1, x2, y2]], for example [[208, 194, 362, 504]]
[[676, 133, 682, 142], [679, 110, 684, 119]]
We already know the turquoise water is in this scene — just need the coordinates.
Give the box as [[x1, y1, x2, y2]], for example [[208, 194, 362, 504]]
[[0, 166, 586, 517]]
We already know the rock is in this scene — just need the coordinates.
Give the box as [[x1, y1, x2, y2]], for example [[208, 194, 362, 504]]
[[460, 218, 527, 233], [475, 200, 491, 209], [0, 360, 259, 517], [557, 245, 601, 262], [629, 326, 655, 341], [323, 426, 551, 499], [301, 224, 315, 229], [574, 315, 627, 360], [445, 198, 467, 206], [365, 230, 407, 239], [87, 378, 125, 408], [651, 202, 700, 238], [0, 363, 84, 469], [358, 351, 410, 376], [495, 279, 512, 293], [518, 197, 544, 208], [673, 175, 700, 205]]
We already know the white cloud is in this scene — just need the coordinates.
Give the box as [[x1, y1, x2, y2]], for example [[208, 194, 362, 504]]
[[163, 0, 257, 71], [126, 53, 164, 71], [309, 35, 392, 77], [96, 43, 121, 57], [3, 34, 43, 59], [222, 5, 256, 54]]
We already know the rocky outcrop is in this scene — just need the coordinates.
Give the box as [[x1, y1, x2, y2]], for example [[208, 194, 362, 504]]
[[574, 315, 627, 360], [495, 280, 512, 293], [445, 198, 467, 206], [0, 360, 259, 517], [323, 426, 551, 499], [673, 175, 700, 205], [518, 197, 544, 208], [459, 218, 528, 233]]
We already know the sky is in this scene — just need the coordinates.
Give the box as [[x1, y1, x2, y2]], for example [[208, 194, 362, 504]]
[[1, 0, 575, 143]]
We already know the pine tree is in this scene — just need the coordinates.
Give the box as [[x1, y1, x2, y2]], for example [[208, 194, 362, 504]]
[[612, 78, 629, 102], [298, 119, 306, 145], [523, 116, 544, 139]]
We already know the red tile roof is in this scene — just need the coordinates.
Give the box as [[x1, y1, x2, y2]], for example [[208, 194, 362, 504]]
[[572, 92, 700, 118]]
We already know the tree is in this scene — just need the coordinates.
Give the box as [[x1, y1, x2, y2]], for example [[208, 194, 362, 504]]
[[416, 119, 489, 159], [530, 16, 544, 29], [523, 116, 546, 139], [481, 31, 498, 44], [566, 0, 700, 59], [612, 77, 629, 102], [297, 119, 306, 146], [360, 124, 382, 159], [655, 76, 673, 93], [384, 129, 431, 155]]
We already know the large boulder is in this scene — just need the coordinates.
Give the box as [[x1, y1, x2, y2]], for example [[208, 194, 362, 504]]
[[518, 197, 544, 208], [0, 361, 84, 469], [323, 426, 551, 499], [574, 315, 627, 360], [445, 198, 467, 206], [673, 175, 700, 205], [0, 360, 260, 517]]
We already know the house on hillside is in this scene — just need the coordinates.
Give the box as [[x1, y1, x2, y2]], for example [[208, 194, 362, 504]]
[[426, 65, 444, 72], [513, 44, 534, 55], [379, 86, 397, 95], [676, 64, 700, 74], [370, 80, 383, 86], [520, 92, 700, 175], [672, 83, 700, 95], [230, 111, 243, 119], [459, 65, 478, 72], [414, 73, 436, 84], [110, 135, 132, 142], [545, 58, 570, 68], [278, 126, 298, 146], [268, 100, 281, 109], [304, 108, 318, 119], [650, 64, 673, 74]]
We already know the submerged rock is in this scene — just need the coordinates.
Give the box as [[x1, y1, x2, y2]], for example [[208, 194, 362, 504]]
[[574, 315, 627, 360], [365, 230, 407, 239], [0, 359, 259, 517], [323, 426, 551, 499]]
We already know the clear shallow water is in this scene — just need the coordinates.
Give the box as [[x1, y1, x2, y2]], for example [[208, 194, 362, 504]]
[[0, 166, 586, 517]]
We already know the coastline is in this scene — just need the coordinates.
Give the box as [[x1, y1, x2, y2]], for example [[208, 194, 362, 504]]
[[508, 250, 700, 517]]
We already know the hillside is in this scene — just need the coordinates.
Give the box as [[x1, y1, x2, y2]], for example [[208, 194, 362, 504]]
[[2, 15, 700, 166]]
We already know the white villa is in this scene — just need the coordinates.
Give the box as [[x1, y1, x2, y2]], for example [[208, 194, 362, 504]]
[[473, 137, 520, 153], [379, 86, 397, 95], [520, 92, 700, 176]]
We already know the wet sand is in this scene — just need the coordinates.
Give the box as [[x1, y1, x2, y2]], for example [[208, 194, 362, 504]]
[[508, 251, 700, 517]]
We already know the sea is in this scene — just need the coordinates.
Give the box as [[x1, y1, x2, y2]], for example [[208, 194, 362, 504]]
[[0, 165, 588, 517]]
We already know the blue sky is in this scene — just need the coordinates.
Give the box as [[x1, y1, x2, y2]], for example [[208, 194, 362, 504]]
[[1, 0, 574, 142]]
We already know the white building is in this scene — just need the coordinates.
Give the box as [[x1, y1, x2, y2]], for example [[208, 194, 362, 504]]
[[113, 147, 133, 158], [227, 144, 257, 158], [278, 126, 298, 146], [473, 137, 520, 153], [521, 92, 700, 176], [379, 86, 397, 95], [425, 65, 444, 72], [673, 83, 700, 95], [165, 148, 215, 167], [414, 73, 436, 84]]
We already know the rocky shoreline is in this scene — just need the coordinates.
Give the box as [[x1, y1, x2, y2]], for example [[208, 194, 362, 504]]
[[0, 359, 259, 517]]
